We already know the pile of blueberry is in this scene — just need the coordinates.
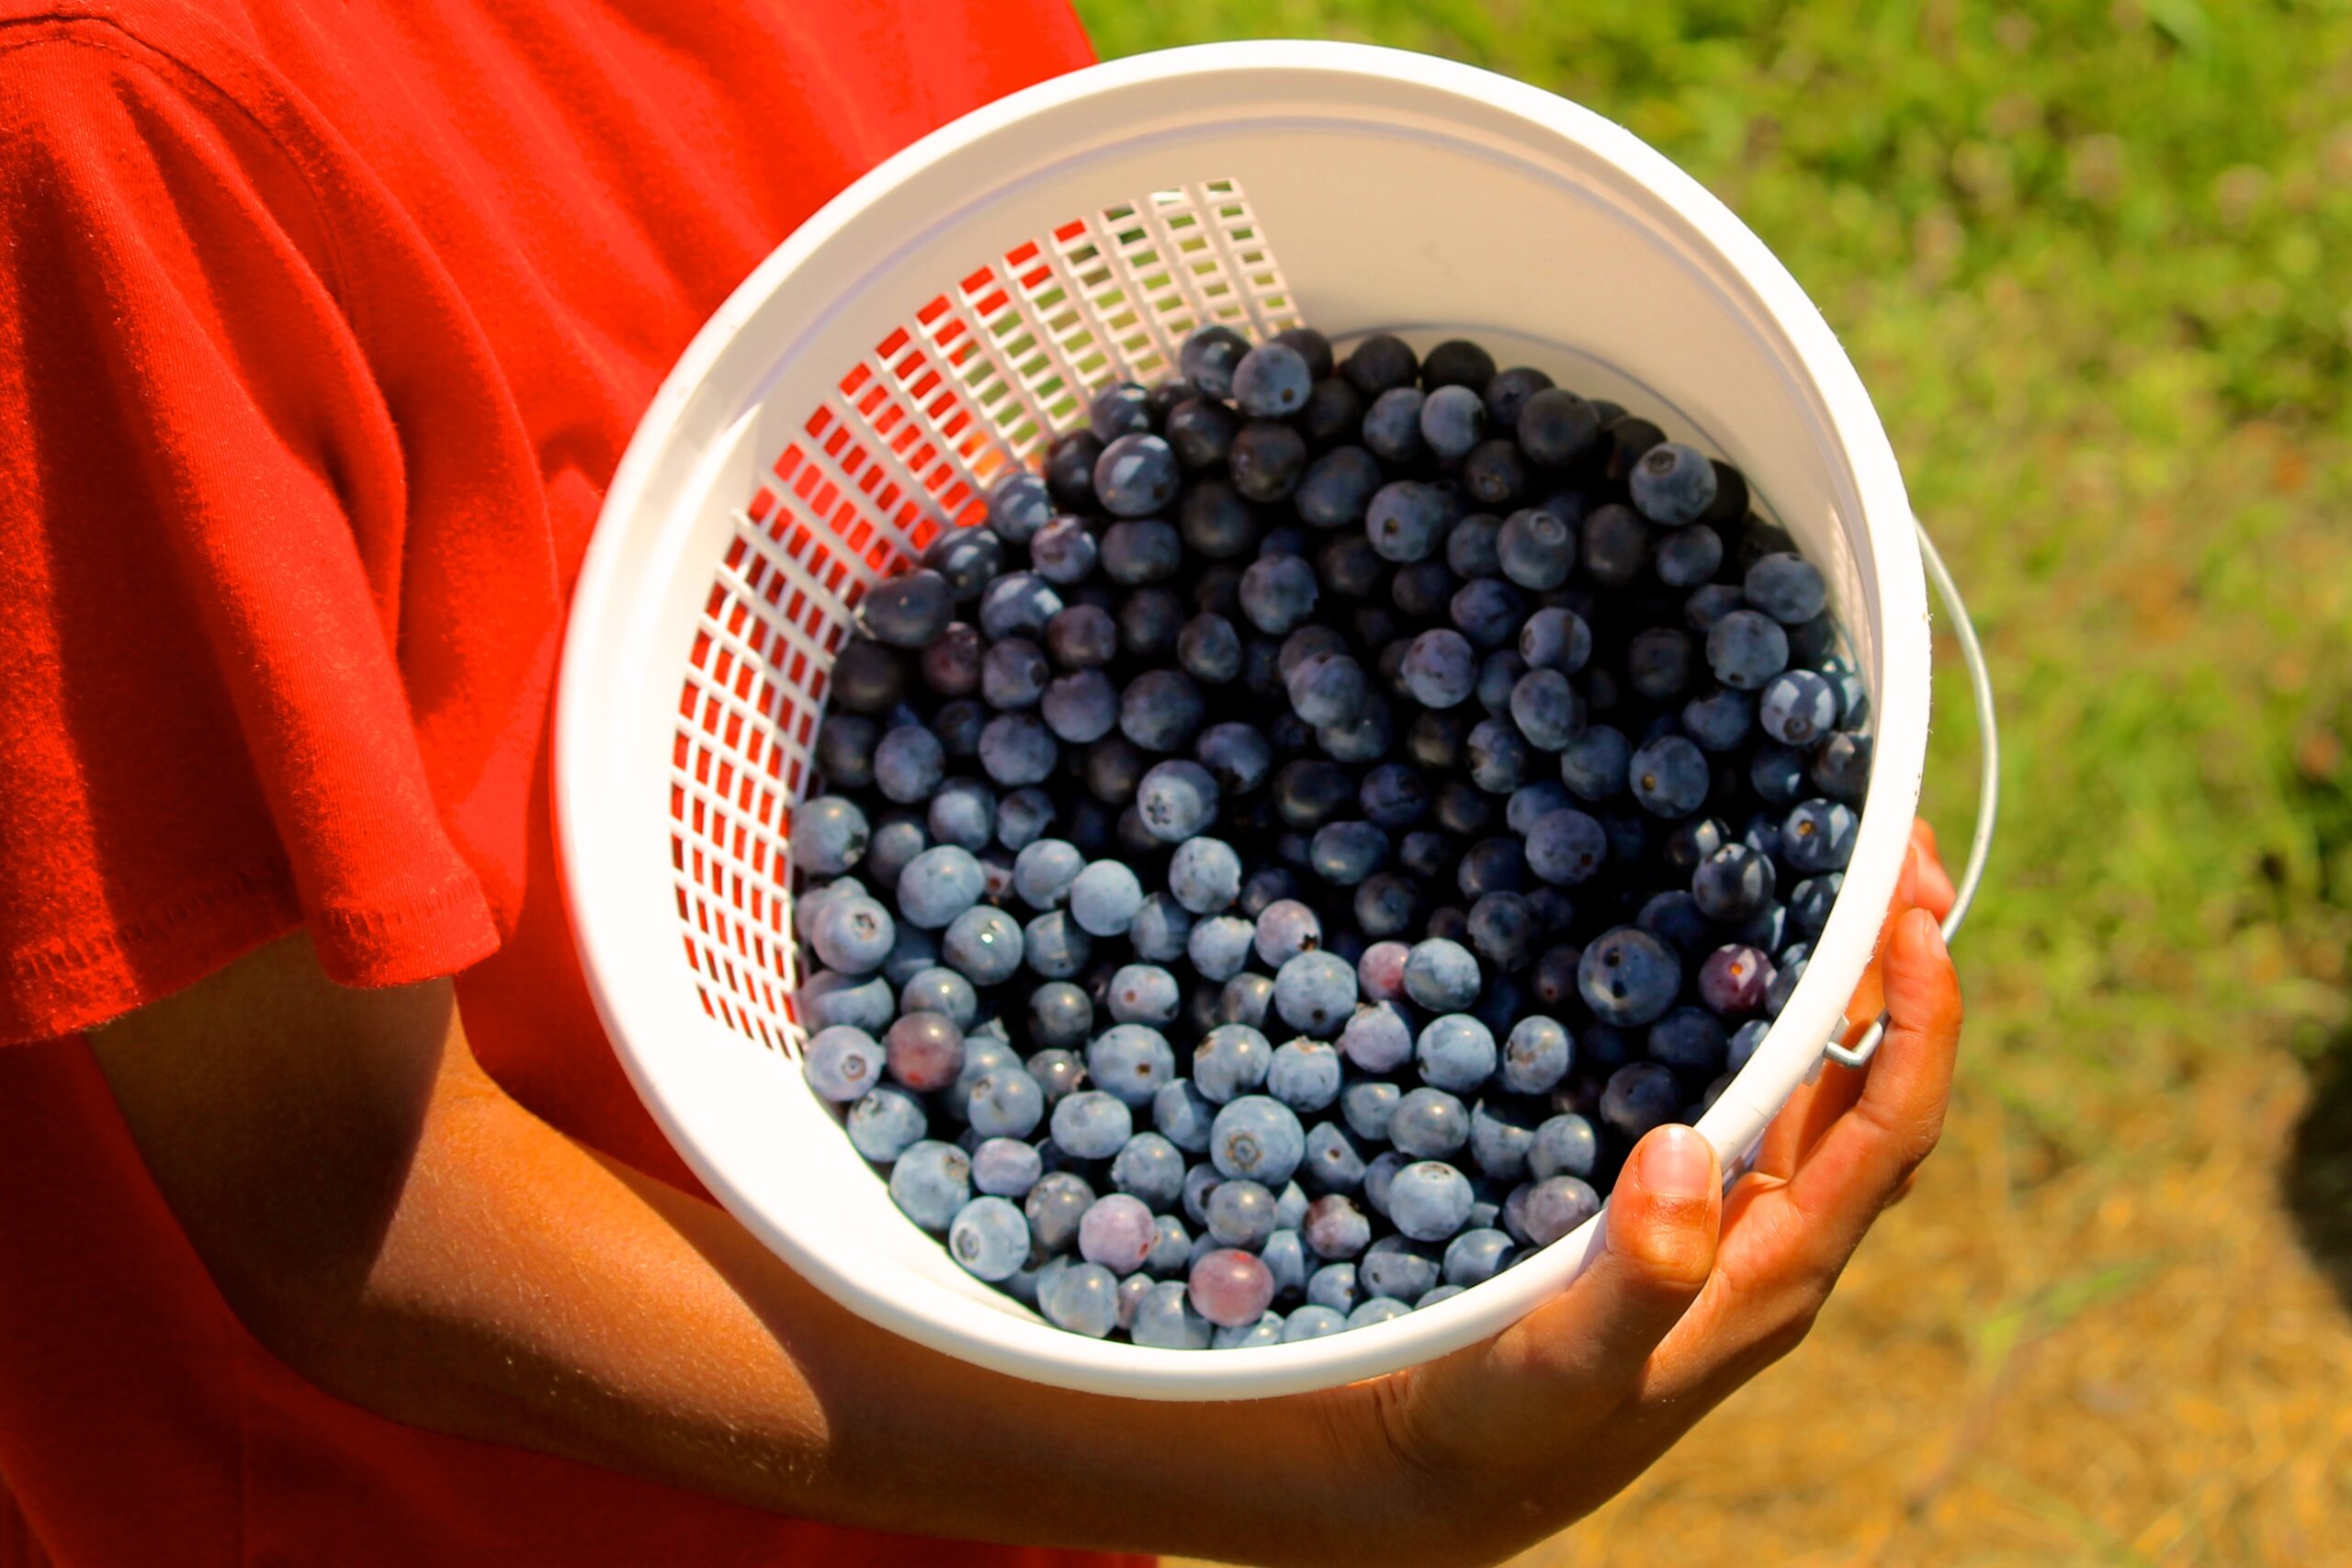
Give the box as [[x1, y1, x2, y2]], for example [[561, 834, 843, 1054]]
[[786, 322, 1870, 1349]]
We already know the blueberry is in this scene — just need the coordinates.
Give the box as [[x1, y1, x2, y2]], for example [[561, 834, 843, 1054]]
[[1021, 910, 1091, 978], [1367, 481, 1458, 564], [1809, 731, 1871, 801], [966, 1064, 1046, 1138], [1023, 516, 1097, 586], [1519, 1175, 1601, 1245], [1049, 1090, 1133, 1161], [1040, 1260, 1120, 1338], [1398, 627, 1477, 709], [922, 526, 1006, 602], [1144, 1213, 1194, 1278], [1389, 1088, 1470, 1161], [1023, 1170, 1096, 1254], [1577, 927, 1682, 1026], [1359, 1236, 1440, 1302], [1403, 938, 1480, 1011], [1693, 612, 1790, 699], [1170, 911, 1248, 983], [1745, 552, 1829, 625], [992, 789, 1053, 854], [889, 1140, 971, 1231], [1683, 582, 1746, 636], [900, 965, 979, 1027], [1509, 670, 1585, 752], [802, 968, 897, 1033], [1198, 1179, 1275, 1250], [972, 1137, 1045, 1199], [863, 569, 955, 648], [1420, 338, 1496, 392], [1624, 626, 1695, 703], [1088, 380, 1153, 443], [791, 796, 870, 875], [1466, 719, 1532, 795], [1180, 324, 1251, 398], [1628, 734, 1710, 818], [1517, 388, 1601, 468], [1362, 386, 1428, 465], [1207, 1096, 1306, 1187], [1073, 1193, 1159, 1273], [1788, 874, 1842, 939], [1681, 686, 1757, 752], [895, 844, 985, 929], [1237, 552, 1319, 636], [1599, 1063, 1684, 1141], [1164, 397, 1239, 475], [1560, 725, 1633, 802], [1249, 1038, 1337, 1117], [1577, 504, 1653, 589], [1529, 945, 1581, 1011], [922, 779, 996, 854], [1527, 1113, 1599, 1181], [946, 1197, 1031, 1283], [1417, 1013, 1498, 1094], [1692, 842, 1776, 922], [1496, 1016, 1571, 1097], [1781, 798, 1858, 874], [1442, 1226, 1517, 1287], [1386, 1161, 1475, 1243], [1749, 742, 1809, 806], [1655, 522, 1724, 587], [1229, 420, 1308, 502], [1337, 332, 1414, 398], [1648, 1007, 1727, 1076], [1353, 874, 1421, 939], [1629, 441, 1719, 525], [975, 711, 1057, 786], [1450, 579, 1525, 650], [846, 1085, 927, 1162], [870, 726, 946, 807], [1636, 889, 1713, 960], [1697, 942, 1777, 1018], [1498, 507, 1575, 590], [1522, 807, 1607, 887], [1086, 1023, 1174, 1109], [988, 470, 1055, 543], [1419, 384, 1487, 464], [1520, 606, 1592, 673], [1390, 558, 1460, 620], [1272, 951, 1358, 1035], [977, 571, 1062, 641], [1251, 897, 1323, 967], [1284, 651, 1368, 729], [1230, 341, 1312, 419], [1306, 818, 1386, 886], [1106, 962, 1182, 1025], [804, 1026, 885, 1102], [1188, 1023, 1271, 1105], [1466, 891, 1536, 971], [1319, 535, 1387, 602], [1187, 1249, 1277, 1330], [816, 716, 881, 791]]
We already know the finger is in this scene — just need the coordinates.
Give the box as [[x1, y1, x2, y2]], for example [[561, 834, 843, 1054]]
[[1910, 818, 1957, 919], [1781, 909, 1962, 1262], [1487, 1125, 1721, 1393], [1754, 846, 1922, 1180]]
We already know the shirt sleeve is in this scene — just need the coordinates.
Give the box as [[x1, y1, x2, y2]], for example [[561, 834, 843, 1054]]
[[0, 29, 503, 1043]]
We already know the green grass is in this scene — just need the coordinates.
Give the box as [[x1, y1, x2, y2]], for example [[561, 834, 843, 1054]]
[[1078, 0, 2352, 1142]]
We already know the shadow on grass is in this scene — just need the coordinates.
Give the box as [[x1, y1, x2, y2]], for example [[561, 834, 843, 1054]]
[[2284, 1031, 2352, 1313]]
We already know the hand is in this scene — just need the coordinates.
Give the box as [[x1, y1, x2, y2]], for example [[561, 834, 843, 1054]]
[[1337, 820, 1962, 1568]]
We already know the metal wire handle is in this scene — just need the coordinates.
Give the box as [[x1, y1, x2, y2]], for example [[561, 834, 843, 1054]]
[[1821, 517, 1999, 1070]]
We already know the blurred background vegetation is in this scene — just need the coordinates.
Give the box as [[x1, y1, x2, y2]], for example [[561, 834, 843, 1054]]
[[1074, 0, 2352, 1562]]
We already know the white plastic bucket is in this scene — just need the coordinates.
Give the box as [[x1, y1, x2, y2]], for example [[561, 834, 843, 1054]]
[[556, 40, 1937, 1401]]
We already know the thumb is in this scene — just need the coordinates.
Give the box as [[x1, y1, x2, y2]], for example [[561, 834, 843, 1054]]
[[1492, 1124, 1722, 1391]]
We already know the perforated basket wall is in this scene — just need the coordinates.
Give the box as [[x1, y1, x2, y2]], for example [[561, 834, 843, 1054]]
[[668, 179, 1300, 1055]]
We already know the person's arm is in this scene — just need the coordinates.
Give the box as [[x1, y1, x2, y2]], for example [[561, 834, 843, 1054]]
[[89, 826, 1959, 1568]]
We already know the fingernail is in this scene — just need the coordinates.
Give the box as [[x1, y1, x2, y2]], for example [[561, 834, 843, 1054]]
[[1915, 907, 1950, 962], [1640, 1125, 1714, 1201]]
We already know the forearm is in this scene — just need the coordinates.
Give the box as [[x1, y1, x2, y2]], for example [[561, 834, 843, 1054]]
[[88, 947, 1403, 1564], [334, 1075, 1400, 1561]]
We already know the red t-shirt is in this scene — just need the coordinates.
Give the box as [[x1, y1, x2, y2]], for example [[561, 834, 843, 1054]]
[[0, 3, 1144, 1564]]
